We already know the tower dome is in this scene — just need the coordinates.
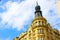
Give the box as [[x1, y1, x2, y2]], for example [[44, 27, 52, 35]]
[[35, 2, 42, 17]]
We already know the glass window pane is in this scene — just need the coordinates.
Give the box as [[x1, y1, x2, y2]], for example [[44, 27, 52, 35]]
[[38, 29, 44, 34], [38, 37, 44, 40]]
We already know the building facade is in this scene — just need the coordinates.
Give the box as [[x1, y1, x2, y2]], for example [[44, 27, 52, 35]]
[[14, 3, 60, 40]]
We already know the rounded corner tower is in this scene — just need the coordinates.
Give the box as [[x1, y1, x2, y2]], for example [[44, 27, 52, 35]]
[[32, 2, 47, 28]]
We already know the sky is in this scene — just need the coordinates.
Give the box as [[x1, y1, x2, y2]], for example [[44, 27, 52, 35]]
[[0, 0, 60, 40]]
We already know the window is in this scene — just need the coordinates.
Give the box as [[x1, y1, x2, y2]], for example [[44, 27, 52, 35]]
[[33, 30, 35, 36], [38, 29, 44, 34], [29, 34, 31, 39], [36, 21, 39, 26], [39, 21, 40, 25], [29, 31, 31, 33], [39, 21, 40, 23], [38, 37, 44, 40]]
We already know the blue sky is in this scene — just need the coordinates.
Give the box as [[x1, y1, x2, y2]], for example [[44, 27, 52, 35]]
[[0, 0, 60, 40]]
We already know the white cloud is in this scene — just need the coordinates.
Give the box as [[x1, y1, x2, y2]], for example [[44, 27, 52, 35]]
[[0, 0, 35, 30], [0, 0, 60, 31]]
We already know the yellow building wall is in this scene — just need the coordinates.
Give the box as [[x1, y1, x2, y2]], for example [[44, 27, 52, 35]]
[[14, 16, 60, 40]]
